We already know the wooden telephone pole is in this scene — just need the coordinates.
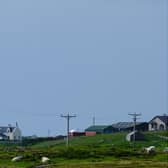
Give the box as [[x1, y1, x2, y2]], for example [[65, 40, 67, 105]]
[[128, 112, 141, 145], [61, 113, 76, 147]]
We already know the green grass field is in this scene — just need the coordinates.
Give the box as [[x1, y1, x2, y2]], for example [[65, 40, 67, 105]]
[[0, 131, 167, 168]]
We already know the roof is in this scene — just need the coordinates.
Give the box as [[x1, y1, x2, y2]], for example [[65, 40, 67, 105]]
[[0, 133, 7, 138], [111, 122, 146, 129], [0, 127, 15, 134], [150, 115, 168, 124], [85, 125, 110, 133]]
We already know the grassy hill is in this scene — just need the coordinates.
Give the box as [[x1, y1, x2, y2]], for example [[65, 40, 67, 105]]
[[32, 131, 167, 150], [0, 131, 167, 168]]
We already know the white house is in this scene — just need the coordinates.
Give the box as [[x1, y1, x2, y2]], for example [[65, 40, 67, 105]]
[[0, 123, 22, 141], [149, 115, 168, 131]]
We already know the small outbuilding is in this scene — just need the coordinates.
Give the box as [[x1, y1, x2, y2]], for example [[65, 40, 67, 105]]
[[85, 131, 97, 136], [126, 131, 145, 142], [85, 125, 116, 134]]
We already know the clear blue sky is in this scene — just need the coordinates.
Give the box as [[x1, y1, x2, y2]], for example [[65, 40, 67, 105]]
[[0, 0, 167, 136]]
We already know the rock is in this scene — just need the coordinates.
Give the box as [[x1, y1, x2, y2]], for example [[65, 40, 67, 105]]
[[11, 156, 23, 162]]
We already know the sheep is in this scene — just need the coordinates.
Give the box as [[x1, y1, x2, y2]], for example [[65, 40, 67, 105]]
[[41, 157, 50, 163], [145, 146, 156, 154], [11, 156, 23, 162]]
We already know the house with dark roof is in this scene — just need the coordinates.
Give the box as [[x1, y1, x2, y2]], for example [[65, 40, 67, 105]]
[[148, 115, 168, 131], [85, 125, 117, 134], [0, 123, 22, 141], [111, 122, 148, 132]]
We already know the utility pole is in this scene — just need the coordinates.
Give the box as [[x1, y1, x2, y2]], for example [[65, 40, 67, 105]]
[[93, 115, 95, 126], [128, 112, 141, 146], [61, 113, 76, 147], [48, 129, 50, 137]]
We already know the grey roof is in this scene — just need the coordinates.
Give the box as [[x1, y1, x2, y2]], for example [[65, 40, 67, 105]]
[[149, 115, 168, 124], [0, 127, 15, 134], [156, 116, 168, 124], [0, 133, 7, 138], [112, 122, 145, 129]]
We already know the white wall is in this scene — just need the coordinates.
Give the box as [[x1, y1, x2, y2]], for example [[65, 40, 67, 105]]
[[149, 118, 166, 131], [4, 127, 22, 141]]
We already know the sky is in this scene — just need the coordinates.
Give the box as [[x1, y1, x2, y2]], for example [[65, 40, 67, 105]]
[[0, 0, 167, 136]]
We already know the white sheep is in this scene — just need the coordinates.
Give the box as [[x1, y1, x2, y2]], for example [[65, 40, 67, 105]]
[[145, 146, 155, 154], [11, 156, 23, 162], [41, 157, 50, 163]]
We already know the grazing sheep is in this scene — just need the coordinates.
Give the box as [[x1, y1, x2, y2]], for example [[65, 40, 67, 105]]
[[145, 146, 156, 154], [41, 157, 50, 163], [11, 156, 23, 162]]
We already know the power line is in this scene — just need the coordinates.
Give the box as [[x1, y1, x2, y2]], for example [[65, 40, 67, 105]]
[[61, 113, 76, 147]]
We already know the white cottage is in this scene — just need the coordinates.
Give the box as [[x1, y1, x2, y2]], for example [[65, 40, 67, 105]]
[[0, 123, 22, 141], [149, 115, 168, 131]]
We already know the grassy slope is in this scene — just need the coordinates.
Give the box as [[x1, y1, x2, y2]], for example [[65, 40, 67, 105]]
[[0, 131, 167, 168], [32, 131, 167, 150]]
